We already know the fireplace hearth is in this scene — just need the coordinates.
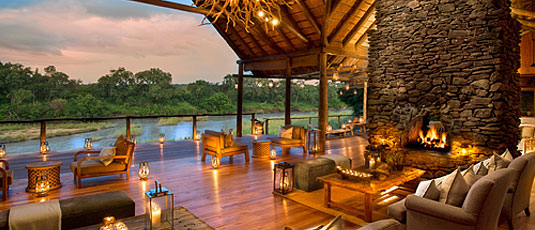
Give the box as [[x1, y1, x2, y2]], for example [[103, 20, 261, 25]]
[[405, 116, 449, 152]]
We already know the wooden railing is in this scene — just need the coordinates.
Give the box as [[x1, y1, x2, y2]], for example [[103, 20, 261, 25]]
[[262, 114, 356, 134], [0, 113, 256, 147]]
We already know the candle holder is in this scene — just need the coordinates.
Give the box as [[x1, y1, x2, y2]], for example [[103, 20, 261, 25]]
[[159, 134, 165, 144], [195, 131, 201, 140], [211, 155, 220, 169], [138, 162, 150, 180], [35, 173, 50, 197], [270, 148, 277, 160], [40, 141, 50, 154], [273, 162, 294, 195], [144, 180, 173, 230], [84, 138, 93, 150], [99, 216, 128, 230], [130, 136, 136, 144], [0, 144, 5, 158]]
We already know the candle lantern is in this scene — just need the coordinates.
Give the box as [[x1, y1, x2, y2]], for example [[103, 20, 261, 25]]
[[130, 136, 136, 144], [234, 81, 239, 89], [138, 162, 150, 180], [0, 144, 5, 158], [273, 162, 294, 195], [84, 138, 93, 150], [159, 134, 165, 144], [35, 173, 50, 197], [268, 80, 274, 88], [353, 89, 358, 95], [99, 216, 128, 230], [195, 131, 201, 140], [144, 180, 174, 230], [270, 148, 277, 160], [345, 83, 350, 90], [211, 156, 220, 169], [341, 122, 347, 129], [40, 141, 50, 154]]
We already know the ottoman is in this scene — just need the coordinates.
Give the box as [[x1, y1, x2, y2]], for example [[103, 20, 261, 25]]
[[319, 154, 351, 169], [294, 158, 336, 192]]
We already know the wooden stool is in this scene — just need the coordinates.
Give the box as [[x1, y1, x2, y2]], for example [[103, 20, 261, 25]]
[[252, 140, 271, 158], [25, 160, 62, 193]]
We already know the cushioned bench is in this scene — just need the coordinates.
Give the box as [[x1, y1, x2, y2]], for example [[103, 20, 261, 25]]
[[0, 190, 135, 230], [294, 155, 351, 192]]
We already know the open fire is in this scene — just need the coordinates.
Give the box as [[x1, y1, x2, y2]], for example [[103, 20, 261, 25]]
[[417, 121, 447, 149]]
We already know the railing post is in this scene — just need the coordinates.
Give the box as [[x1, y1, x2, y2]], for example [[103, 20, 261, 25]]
[[338, 115, 341, 129], [192, 115, 197, 140], [251, 113, 255, 135], [265, 119, 269, 135], [308, 117, 312, 125], [40, 121, 46, 147], [126, 118, 131, 140]]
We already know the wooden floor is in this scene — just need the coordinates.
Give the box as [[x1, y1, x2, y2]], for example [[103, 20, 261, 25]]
[[0, 134, 533, 229]]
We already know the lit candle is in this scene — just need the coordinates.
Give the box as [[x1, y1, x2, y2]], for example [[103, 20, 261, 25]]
[[151, 205, 161, 227], [381, 139, 385, 145], [369, 158, 376, 169]]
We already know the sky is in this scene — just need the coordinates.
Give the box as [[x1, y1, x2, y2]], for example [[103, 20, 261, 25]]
[[0, 0, 238, 84]]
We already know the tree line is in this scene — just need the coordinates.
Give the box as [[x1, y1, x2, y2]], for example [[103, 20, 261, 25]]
[[0, 61, 363, 120]]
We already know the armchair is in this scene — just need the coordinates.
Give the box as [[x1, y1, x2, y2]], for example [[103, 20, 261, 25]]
[[201, 130, 249, 164], [0, 160, 12, 200], [268, 125, 307, 155], [70, 139, 135, 188], [405, 168, 513, 230]]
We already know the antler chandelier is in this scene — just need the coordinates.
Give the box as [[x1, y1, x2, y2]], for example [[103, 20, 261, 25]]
[[193, 0, 294, 32]]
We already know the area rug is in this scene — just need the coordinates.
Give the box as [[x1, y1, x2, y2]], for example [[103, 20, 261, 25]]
[[282, 187, 405, 226], [76, 206, 214, 230]]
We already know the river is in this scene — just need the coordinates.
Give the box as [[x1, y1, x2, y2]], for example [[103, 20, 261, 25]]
[[4, 110, 352, 155]]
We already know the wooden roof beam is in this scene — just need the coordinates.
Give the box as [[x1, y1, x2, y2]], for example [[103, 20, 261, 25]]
[[280, 6, 310, 44], [127, 0, 209, 15], [354, 21, 376, 49], [321, 0, 333, 45], [296, 1, 322, 36], [342, 2, 376, 47], [275, 26, 296, 53], [328, 0, 365, 42], [227, 25, 255, 58], [211, 22, 247, 58]]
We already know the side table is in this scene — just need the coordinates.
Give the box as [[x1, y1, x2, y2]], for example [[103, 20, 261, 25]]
[[252, 140, 271, 158], [25, 160, 62, 193]]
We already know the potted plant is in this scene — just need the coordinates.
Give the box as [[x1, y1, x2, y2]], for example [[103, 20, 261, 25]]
[[386, 152, 405, 171]]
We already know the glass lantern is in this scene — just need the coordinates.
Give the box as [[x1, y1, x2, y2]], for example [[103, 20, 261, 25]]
[[195, 131, 201, 140], [84, 138, 93, 150], [0, 144, 6, 158], [35, 173, 50, 197], [99, 216, 128, 230], [273, 162, 294, 195], [130, 136, 136, 144], [138, 162, 150, 180], [145, 181, 173, 230], [270, 148, 277, 160], [211, 156, 220, 169], [40, 141, 50, 154], [159, 133, 165, 144]]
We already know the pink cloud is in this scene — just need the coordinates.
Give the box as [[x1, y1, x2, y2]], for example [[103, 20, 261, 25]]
[[0, 0, 238, 83]]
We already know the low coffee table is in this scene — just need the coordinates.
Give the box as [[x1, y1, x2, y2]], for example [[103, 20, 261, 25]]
[[252, 140, 271, 158], [317, 167, 425, 222], [25, 160, 63, 193]]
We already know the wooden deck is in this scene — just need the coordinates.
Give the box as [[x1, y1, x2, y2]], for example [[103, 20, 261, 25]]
[[0, 135, 533, 229]]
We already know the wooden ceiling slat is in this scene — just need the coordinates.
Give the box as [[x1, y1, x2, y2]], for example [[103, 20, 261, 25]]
[[228, 25, 255, 58], [275, 27, 296, 52], [296, 0, 322, 36], [342, 1, 376, 46], [354, 21, 375, 49], [280, 6, 310, 44], [211, 22, 247, 58], [328, 0, 365, 42]]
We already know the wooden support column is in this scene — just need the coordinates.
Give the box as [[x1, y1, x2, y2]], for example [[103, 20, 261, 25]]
[[363, 82, 368, 121], [319, 53, 328, 153], [192, 116, 197, 140], [40, 122, 46, 146], [126, 118, 131, 140], [237, 63, 244, 137], [285, 58, 292, 125]]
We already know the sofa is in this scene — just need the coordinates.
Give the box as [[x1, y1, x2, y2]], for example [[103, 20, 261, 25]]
[[268, 125, 307, 155], [201, 130, 249, 163], [0, 190, 135, 230]]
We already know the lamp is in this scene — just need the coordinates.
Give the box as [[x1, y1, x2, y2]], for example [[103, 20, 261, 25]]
[[345, 83, 350, 90], [0, 144, 5, 158], [273, 162, 294, 195], [144, 180, 173, 229], [195, 131, 201, 140], [268, 80, 274, 88], [130, 136, 136, 144], [35, 174, 50, 197], [40, 141, 50, 154], [326, 124, 333, 132], [234, 81, 239, 89], [270, 148, 277, 160], [159, 134, 165, 144], [333, 72, 339, 81], [299, 82, 305, 89], [99, 216, 128, 230], [211, 155, 220, 169], [353, 89, 358, 95], [138, 162, 150, 180], [339, 90, 343, 96], [84, 138, 92, 150]]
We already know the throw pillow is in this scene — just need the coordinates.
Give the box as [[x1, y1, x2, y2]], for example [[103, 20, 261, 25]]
[[113, 135, 129, 163], [486, 153, 511, 173], [473, 162, 488, 176], [320, 215, 342, 230], [439, 168, 470, 207], [461, 165, 479, 187], [279, 126, 293, 139], [500, 149, 514, 161], [415, 180, 441, 201], [99, 147, 116, 166], [225, 130, 234, 147]]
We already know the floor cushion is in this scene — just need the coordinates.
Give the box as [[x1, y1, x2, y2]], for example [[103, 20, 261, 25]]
[[294, 158, 335, 192]]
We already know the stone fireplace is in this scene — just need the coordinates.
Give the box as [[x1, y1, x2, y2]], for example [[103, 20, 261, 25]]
[[366, 0, 521, 177]]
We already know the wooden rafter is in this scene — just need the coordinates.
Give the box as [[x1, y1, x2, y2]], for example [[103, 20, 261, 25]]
[[248, 19, 285, 54], [228, 25, 255, 57], [342, 2, 376, 47], [354, 21, 375, 49], [328, 0, 365, 42], [296, 0, 322, 35], [275, 27, 296, 52], [280, 6, 310, 44], [128, 0, 209, 15], [211, 21, 247, 58], [321, 0, 333, 45]]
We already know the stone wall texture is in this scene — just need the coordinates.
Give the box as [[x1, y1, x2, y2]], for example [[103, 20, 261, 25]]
[[367, 0, 522, 155]]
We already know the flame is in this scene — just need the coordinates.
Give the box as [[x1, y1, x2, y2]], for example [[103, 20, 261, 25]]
[[417, 123, 447, 149]]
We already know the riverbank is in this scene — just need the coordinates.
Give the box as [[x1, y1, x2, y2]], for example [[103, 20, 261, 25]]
[[0, 122, 115, 143]]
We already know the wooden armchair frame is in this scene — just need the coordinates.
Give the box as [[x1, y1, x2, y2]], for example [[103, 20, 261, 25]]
[[270, 126, 307, 155], [201, 133, 249, 163], [72, 141, 135, 188], [0, 160, 11, 200]]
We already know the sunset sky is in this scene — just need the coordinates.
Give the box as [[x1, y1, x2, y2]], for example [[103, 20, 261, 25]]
[[0, 0, 238, 83]]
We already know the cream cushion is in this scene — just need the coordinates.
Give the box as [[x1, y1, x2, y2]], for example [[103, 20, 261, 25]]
[[279, 127, 293, 139], [99, 147, 116, 166], [461, 165, 480, 187], [522, 127, 535, 138], [439, 168, 470, 207], [486, 153, 511, 173], [500, 149, 514, 161], [415, 180, 441, 200], [473, 162, 488, 176]]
